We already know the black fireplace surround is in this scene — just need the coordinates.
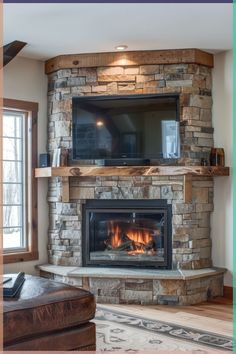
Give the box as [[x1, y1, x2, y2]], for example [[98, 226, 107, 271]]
[[82, 200, 172, 269]]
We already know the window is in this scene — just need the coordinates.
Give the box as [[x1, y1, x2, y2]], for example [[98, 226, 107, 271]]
[[2, 99, 38, 263]]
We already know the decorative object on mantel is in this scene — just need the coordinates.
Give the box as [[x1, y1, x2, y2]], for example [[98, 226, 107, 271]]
[[39, 153, 50, 168], [200, 158, 208, 166], [210, 148, 225, 167], [60, 147, 68, 167], [52, 148, 61, 167]]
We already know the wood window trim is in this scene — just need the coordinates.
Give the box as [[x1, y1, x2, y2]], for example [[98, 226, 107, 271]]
[[3, 98, 39, 264]]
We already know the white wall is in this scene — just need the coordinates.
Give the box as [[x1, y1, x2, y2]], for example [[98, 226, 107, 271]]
[[212, 50, 233, 286], [3, 56, 48, 275]]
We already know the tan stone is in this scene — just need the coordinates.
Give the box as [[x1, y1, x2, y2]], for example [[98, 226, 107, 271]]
[[91, 85, 107, 92], [118, 83, 135, 91], [196, 203, 214, 212], [98, 74, 136, 82], [124, 67, 139, 75], [97, 67, 124, 75], [166, 80, 192, 87], [200, 246, 211, 258], [136, 75, 155, 83], [153, 280, 185, 296], [192, 188, 208, 203], [70, 187, 95, 199], [71, 86, 92, 94], [192, 227, 210, 239], [182, 107, 200, 120], [190, 95, 213, 109], [140, 65, 160, 74]]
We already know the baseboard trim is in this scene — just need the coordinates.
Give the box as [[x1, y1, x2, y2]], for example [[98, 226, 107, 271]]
[[223, 286, 233, 300]]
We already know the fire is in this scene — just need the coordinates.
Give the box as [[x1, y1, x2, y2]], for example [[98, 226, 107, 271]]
[[109, 223, 122, 248], [107, 222, 155, 255], [126, 230, 152, 245]]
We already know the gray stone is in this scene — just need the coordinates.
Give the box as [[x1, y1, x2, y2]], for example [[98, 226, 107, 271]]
[[55, 121, 71, 137], [161, 186, 173, 199], [67, 77, 86, 86]]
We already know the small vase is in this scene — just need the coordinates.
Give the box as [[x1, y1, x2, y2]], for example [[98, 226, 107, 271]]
[[210, 148, 225, 167]]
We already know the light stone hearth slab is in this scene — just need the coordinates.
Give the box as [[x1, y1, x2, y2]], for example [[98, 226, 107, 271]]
[[37, 264, 225, 280], [37, 264, 225, 305]]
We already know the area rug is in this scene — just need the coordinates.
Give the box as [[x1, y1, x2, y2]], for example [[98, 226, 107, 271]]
[[94, 306, 233, 352]]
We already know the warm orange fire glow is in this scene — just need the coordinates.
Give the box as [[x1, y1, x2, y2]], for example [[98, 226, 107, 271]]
[[107, 222, 155, 254]]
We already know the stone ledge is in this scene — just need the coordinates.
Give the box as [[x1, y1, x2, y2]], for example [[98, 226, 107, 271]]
[[36, 264, 225, 280]]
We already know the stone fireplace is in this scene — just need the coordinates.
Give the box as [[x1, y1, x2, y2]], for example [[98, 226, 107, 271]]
[[38, 49, 228, 305], [82, 199, 172, 269]]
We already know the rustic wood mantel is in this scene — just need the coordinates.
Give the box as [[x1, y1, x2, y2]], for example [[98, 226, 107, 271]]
[[35, 166, 229, 203], [45, 49, 214, 74]]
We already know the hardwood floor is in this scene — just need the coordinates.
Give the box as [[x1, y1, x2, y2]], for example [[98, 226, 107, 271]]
[[149, 297, 233, 322], [98, 297, 233, 337]]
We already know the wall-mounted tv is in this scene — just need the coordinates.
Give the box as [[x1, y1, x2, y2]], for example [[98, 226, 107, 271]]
[[72, 93, 180, 165]]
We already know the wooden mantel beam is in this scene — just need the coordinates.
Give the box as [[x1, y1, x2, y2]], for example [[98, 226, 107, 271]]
[[35, 166, 229, 178], [45, 49, 214, 74]]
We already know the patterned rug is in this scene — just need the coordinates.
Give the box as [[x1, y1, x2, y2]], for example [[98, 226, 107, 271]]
[[94, 306, 233, 352]]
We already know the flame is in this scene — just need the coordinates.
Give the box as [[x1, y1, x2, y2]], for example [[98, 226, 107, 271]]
[[107, 222, 155, 254], [109, 222, 122, 248]]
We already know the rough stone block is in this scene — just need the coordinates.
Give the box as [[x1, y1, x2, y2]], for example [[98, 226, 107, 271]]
[[70, 187, 95, 200], [55, 121, 71, 137], [161, 185, 173, 199], [190, 95, 213, 109], [192, 227, 210, 239], [118, 83, 135, 91], [92, 85, 107, 92], [182, 107, 200, 120], [98, 74, 136, 82], [67, 77, 86, 86], [124, 67, 139, 75], [125, 279, 153, 291], [192, 188, 209, 203], [172, 203, 195, 214], [200, 246, 211, 258], [140, 65, 160, 74], [136, 75, 155, 83], [120, 289, 153, 304], [97, 67, 124, 75], [148, 186, 161, 199], [166, 80, 192, 87], [57, 69, 72, 78], [196, 203, 214, 212], [172, 215, 183, 225]]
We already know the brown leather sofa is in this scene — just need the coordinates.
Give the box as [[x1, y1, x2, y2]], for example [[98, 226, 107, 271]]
[[3, 275, 96, 351]]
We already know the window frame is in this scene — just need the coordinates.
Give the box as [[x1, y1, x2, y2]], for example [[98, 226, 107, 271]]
[[3, 98, 38, 263]]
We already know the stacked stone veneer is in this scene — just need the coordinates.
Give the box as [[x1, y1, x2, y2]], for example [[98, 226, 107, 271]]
[[48, 63, 213, 163], [47, 60, 215, 271], [48, 175, 213, 270]]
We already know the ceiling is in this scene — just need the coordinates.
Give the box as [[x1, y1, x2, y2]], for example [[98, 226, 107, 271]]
[[3, 3, 232, 61]]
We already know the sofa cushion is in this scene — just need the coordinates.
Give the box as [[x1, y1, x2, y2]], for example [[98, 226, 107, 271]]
[[3, 275, 96, 345]]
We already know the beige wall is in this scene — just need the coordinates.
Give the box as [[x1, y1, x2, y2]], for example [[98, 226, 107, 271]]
[[3, 56, 48, 275], [212, 50, 233, 286]]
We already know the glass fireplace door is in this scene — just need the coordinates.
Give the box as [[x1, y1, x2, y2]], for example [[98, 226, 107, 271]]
[[82, 200, 172, 269]]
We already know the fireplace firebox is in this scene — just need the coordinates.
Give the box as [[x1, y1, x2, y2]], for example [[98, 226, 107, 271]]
[[82, 200, 172, 269]]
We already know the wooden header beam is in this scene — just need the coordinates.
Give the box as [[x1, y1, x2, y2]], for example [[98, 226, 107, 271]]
[[45, 49, 214, 74]]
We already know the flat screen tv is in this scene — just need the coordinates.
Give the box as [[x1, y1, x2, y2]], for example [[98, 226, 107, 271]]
[[72, 94, 180, 165]]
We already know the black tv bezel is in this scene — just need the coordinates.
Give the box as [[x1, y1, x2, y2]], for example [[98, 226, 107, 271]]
[[72, 93, 180, 165]]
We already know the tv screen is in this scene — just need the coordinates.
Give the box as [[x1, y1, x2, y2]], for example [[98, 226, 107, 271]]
[[72, 94, 180, 162]]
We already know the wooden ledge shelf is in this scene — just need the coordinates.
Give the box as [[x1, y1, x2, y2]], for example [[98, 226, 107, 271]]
[[35, 166, 229, 203]]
